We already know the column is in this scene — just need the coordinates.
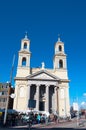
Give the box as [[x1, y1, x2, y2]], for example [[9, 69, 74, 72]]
[[56, 86, 59, 113], [54, 87, 57, 112], [57, 86, 60, 116], [26, 84, 30, 109], [45, 85, 49, 112], [35, 84, 40, 111]]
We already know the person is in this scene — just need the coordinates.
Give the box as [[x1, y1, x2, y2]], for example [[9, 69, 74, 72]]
[[41, 114, 46, 124], [54, 115, 58, 124], [37, 114, 41, 124]]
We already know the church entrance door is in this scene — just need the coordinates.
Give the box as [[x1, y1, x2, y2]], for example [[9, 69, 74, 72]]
[[39, 101, 45, 111]]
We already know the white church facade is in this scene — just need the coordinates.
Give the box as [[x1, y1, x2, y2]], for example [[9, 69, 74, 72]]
[[13, 34, 70, 117]]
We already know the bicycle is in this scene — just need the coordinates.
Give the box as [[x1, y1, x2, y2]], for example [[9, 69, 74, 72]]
[[27, 119, 32, 130]]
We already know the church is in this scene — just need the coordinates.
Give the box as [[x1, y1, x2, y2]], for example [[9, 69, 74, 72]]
[[13, 34, 70, 117]]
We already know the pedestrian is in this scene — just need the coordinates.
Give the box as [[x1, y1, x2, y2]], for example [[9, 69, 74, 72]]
[[54, 115, 58, 124], [37, 114, 41, 124]]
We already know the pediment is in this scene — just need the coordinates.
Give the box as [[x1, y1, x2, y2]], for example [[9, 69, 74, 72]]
[[27, 70, 60, 81]]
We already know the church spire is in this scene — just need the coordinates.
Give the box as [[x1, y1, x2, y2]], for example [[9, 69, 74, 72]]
[[58, 34, 61, 42], [23, 31, 29, 40], [54, 35, 66, 70], [25, 31, 28, 39]]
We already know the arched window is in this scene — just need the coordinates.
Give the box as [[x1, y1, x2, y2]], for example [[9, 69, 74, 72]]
[[22, 57, 26, 66], [59, 60, 63, 68], [59, 45, 62, 51], [24, 42, 27, 49], [19, 87, 25, 97]]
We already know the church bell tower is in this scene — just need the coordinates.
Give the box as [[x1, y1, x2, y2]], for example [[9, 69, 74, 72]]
[[53, 37, 67, 70], [16, 33, 31, 77]]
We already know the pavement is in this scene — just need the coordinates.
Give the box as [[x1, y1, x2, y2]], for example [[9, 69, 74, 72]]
[[0, 117, 86, 129]]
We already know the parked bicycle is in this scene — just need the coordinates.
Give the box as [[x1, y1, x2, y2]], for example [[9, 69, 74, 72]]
[[27, 119, 32, 130]]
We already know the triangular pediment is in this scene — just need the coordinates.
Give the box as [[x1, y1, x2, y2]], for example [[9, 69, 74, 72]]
[[27, 69, 60, 81]]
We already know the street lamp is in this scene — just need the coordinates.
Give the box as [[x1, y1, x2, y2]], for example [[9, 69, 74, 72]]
[[3, 93, 16, 125]]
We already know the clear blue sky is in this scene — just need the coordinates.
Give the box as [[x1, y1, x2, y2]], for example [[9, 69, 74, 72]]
[[0, 0, 86, 106]]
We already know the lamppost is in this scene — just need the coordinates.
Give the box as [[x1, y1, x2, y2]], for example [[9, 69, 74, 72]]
[[3, 92, 16, 125]]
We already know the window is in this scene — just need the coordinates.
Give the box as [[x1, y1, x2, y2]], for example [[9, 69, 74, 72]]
[[59, 60, 63, 68], [0, 98, 5, 102], [24, 42, 27, 49], [3, 98, 5, 102], [2, 91, 4, 95], [22, 57, 26, 66], [6, 85, 9, 88], [4, 91, 7, 95], [59, 45, 62, 51]]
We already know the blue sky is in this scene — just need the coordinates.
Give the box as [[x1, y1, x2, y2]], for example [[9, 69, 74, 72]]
[[0, 0, 86, 106]]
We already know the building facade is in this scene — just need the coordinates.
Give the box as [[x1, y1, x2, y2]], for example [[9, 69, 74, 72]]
[[0, 83, 14, 110], [13, 35, 70, 117]]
